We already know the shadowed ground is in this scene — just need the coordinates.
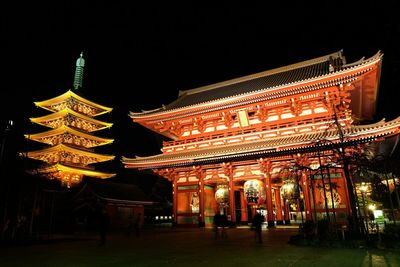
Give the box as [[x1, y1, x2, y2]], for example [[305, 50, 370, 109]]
[[1, 227, 399, 267]]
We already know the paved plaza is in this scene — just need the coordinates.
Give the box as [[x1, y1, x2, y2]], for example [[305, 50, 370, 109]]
[[1, 227, 399, 267]]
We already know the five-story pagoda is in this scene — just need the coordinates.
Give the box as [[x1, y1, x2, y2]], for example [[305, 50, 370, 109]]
[[23, 53, 115, 187]]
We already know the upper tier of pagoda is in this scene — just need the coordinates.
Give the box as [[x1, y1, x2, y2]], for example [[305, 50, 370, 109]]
[[30, 108, 113, 132], [25, 125, 113, 148], [26, 143, 115, 165], [32, 163, 115, 180], [129, 50, 382, 141], [34, 89, 112, 117]]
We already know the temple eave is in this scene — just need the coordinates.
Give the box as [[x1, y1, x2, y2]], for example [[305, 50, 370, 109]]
[[25, 143, 115, 163], [35, 163, 116, 179], [122, 139, 362, 170], [24, 126, 114, 147], [123, 117, 400, 170], [128, 52, 382, 121], [34, 90, 113, 116], [30, 108, 113, 129]]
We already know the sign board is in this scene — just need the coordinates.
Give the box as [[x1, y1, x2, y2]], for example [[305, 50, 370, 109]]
[[373, 210, 385, 223]]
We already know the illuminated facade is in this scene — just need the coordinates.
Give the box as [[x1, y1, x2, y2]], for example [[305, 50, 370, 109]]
[[123, 50, 400, 227], [24, 53, 115, 187]]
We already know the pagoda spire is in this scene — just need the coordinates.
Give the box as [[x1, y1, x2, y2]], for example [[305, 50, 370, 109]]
[[73, 52, 85, 90]]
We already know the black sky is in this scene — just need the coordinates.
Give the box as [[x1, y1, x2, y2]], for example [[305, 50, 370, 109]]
[[2, 1, 400, 180]]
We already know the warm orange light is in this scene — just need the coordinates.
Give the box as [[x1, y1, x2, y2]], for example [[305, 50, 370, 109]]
[[215, 184, 229, 207], [59, 171, 83, 188], [244, 179, 266, 205]]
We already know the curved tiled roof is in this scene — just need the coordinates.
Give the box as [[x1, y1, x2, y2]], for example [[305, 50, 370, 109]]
[[36, 163, 115, 179], [167, 51, 343, 110], [26, 143, 115, 163], [30, 108, 113, 131], [122, 117, 400, 169], [25, 125, 114, 147], [130, 50, 381, 119], [34, 90, 113, 116]]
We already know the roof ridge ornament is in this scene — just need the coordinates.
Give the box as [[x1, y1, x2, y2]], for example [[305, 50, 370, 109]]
[[73, 52, 85, 90]]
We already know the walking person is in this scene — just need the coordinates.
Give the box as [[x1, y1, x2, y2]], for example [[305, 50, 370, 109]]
[[252, 212, 264, 243], [220, 213, 228, 239]]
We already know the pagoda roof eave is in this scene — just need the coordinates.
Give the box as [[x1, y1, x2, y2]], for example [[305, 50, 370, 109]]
[[129, 51, 382, 121], [122, 116, 400, 170], [24, 125, 114, 147], [34, 90, 112, 116], [36, 163, 116, 179], [30, 108, 113, 131], [25, 143, 115, 163]]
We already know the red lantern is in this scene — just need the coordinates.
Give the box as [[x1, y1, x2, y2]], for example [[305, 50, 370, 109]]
[[244, 179, 266, 205], [281, 178, 300, 199], [215, 184, 229, 207]]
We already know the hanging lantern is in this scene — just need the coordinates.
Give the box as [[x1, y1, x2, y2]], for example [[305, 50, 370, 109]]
[[244, 179, 266, 205], [281, 178, 300, 199], [215, 184, 229, 207]]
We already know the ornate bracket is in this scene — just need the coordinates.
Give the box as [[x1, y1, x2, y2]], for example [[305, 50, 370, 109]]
[[154, 168, 176, 181], [256, 104, 268, 122], [194, 117, 205, 133], [222, 162, 235, 178], [290, 98, 302, 116], [222, 112, 234, 128]]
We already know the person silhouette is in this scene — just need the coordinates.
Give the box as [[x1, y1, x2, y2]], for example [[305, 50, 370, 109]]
[[213, 213, 221, 239], [252, 212, 264, 243], [220, 214, 228, 239]]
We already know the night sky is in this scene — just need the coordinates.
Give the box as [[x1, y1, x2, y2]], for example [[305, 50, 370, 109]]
[[2, 1, 400, 187]]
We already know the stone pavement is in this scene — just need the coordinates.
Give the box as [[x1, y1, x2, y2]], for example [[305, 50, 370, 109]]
[[0, 226, 399, 267]]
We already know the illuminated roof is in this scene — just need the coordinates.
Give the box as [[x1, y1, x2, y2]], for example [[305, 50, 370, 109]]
[[30, 108, 113, 131], [26, 143, 115, 163], [34, 90, 112, 116], [25, 125, 114, 147], [130, 50, 382, 120], [171, 51, 345, 109], [123, 117, 400, 169], [36, 163, 115, 179]]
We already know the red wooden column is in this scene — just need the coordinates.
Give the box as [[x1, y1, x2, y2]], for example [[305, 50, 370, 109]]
[[199, 179, 205, 226], [173, 177, 178, 225], [301, 171, 313, 222], [275, 187, 284, 225], [224, 163, 236, 224], [194, 166, 206, 227], [284, 199, 291, 224], [258, 159, 274, 227], [228, 177, 236, 223], [265, 175, 275, 228], [240, 189, 248, 223], [293, 154, 313, 222]]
